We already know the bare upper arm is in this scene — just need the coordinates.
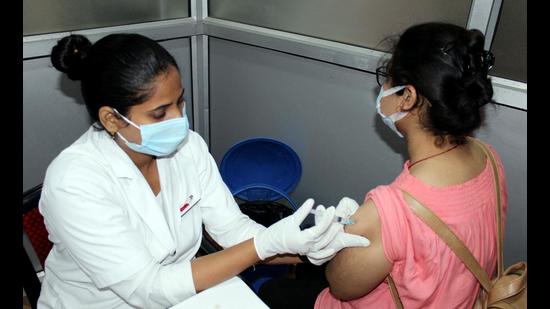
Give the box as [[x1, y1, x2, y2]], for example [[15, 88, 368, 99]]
[[325, 198, 392, 301]]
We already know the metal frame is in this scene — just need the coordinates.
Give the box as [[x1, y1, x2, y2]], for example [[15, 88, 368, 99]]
[[467, 0, 525, 110], [483, 0, 503, 50], [203, 18, 389, 73], [491, 77, 527, 110], [23, 0, 525, 112], [468, 0, 502, 50], [190, 0, 211, 144]]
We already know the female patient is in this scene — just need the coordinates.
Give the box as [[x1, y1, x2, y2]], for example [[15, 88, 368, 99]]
[[316, 22, 507, 308]]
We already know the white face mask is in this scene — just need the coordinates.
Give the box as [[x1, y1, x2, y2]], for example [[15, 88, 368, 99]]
[[375, 85, 407, 138]]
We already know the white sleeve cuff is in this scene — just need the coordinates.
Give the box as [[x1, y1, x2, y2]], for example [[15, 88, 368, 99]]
[[154, 259, 197, 305]]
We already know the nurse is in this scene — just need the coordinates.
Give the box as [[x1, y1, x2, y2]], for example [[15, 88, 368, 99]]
[[37, 33, 370, 308]]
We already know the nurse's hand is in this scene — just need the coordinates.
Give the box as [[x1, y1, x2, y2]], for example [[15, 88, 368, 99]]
[[306, 197, 371, 265], [253, 199, 336, 260]]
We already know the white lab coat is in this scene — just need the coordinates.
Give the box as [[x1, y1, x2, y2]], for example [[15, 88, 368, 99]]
[[37, 126, 266, 308]]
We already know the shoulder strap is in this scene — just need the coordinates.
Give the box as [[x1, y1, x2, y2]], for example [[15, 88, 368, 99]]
[[387, 276, 404, 309], [469, 137, 504, 277], [400, 190, 493, 290]]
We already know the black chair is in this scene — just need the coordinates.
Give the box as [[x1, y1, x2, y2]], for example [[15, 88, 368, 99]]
[[23, 184, 51, 309]]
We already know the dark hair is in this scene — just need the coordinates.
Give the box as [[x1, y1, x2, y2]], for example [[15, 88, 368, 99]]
[[387, 22, 494, 145], [51, 33, 179, 130]]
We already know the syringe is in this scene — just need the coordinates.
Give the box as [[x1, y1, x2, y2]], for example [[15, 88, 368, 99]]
[[309, 209, 354, 225]]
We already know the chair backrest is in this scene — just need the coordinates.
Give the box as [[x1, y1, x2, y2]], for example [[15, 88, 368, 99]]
[[23, 184, 52, 268], [22, 184, 51, 309]]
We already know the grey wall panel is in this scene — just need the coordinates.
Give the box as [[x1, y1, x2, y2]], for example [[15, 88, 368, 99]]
[[23, 38, 192, 192], [23, 57, 91, 192], [209, 0, 471, 50], [209, 38, 406, 206], [209, 38, 526, 266], [159, 39, 194, 130], [24, 0, 189, 36]]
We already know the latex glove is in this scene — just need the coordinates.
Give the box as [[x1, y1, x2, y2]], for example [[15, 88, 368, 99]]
[[254, 199, 336, 260], [306, 197, 371, 265], [334, 197, 361, 219]]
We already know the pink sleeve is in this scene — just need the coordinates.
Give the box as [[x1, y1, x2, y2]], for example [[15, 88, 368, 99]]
[[366, 185, 409, 263]]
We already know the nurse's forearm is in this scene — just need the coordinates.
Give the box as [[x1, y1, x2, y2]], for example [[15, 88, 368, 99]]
[[191, 238, 260, 292]]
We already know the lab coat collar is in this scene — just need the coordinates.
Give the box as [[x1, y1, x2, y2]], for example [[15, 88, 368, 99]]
[[90, 126, 177, 256], [92, 126, 144, 179]]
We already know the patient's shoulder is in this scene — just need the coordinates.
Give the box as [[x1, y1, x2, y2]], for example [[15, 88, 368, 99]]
[[344, 199, 382, 242], [327, 198, 392, 300]]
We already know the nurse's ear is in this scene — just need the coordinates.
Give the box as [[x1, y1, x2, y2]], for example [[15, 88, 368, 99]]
[[98, 106, 123, 136]]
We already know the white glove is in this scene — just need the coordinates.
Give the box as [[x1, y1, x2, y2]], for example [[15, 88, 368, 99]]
[[306, 197, 371, 265], [254, 199, 336, 260]]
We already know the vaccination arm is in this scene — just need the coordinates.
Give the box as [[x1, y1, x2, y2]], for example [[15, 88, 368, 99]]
[[325, 199, 392, 300]]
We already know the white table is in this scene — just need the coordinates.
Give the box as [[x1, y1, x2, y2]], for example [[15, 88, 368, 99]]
[[169, 276, 269, 309]]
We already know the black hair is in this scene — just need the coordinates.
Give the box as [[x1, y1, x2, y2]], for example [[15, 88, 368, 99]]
[[387, 22, 494, 145], [50, 33, 179, 131]]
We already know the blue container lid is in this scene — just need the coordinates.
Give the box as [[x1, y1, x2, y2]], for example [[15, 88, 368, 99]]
[[220, 138, 302, 202]]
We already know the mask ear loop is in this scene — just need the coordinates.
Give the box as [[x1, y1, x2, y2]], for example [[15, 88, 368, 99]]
[[112, 108, 140, 129], [112, 108, 141, 144], [107, 109, 123, 140]]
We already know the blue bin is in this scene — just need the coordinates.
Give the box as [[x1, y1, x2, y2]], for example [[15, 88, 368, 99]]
[[220, 138, 302, 209], [220, 138, 302, 291]]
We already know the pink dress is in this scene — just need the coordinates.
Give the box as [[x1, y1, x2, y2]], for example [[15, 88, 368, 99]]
[[315, 145, 507, 309]]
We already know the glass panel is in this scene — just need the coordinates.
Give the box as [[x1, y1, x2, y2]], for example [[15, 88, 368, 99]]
[[209, 0, 472, 51], [489, 0, 527, 82], [24, 0, 189, 36]]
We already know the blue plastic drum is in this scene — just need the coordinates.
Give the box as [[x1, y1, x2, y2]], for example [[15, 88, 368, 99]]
[[220, 138, 302, 205]]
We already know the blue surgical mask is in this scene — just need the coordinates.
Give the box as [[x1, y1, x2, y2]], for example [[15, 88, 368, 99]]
[[114, 109, 189, 157], [376, 85, 407, 138]]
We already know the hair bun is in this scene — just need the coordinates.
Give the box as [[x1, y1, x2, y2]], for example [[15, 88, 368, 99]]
[[50, 34, 92, 81]]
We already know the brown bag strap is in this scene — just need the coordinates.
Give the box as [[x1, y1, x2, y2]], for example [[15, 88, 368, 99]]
[[400, 190, 493, 290], [468, 137, 504, 277], [387, 276, 404, 309]]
